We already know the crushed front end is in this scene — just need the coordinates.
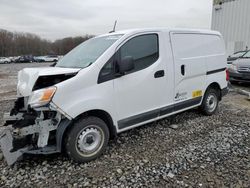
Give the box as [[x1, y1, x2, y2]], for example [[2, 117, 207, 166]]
[[0, 96, 68, 165], [0, 67, 77, 165]]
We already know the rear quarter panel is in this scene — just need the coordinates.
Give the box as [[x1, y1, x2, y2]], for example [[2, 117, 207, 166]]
[[205, 34, 227, 90]]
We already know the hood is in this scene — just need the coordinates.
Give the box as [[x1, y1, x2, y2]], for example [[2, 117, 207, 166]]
[[233, 58, 250, 66], [233, 58, 250, 73], [17, 67, 80, 97]]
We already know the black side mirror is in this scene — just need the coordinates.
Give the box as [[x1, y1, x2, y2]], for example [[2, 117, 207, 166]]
[[117, 56, 134, 74]]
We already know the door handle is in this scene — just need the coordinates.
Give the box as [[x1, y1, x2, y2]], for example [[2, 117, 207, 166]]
[[181, 65, 185, 76], [154, 70, 165, 78]]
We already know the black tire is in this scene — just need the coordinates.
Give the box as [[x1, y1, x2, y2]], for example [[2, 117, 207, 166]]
[[65, 116, 109, 163], [200, 88, 219, 116], [4, 61, 8, 64]]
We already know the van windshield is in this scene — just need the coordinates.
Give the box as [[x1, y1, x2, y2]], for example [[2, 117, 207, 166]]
[[56, 34, 123, 68]]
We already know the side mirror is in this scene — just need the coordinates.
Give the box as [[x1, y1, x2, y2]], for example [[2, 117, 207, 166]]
[[117, 56, 135, 74]]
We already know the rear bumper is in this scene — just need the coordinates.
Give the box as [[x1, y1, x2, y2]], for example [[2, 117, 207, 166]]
[[229, 71, 250, 83]]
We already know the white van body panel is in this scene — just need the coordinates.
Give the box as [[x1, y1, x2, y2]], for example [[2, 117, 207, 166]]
[[170, 33, 207, 102], [52, 64, 118, 123], [114, 32, 174, 127], [44, 28, 227, 133], [170, 32, 227, 103]]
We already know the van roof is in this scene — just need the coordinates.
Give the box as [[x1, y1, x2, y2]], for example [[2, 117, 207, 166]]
[[101, 28, 221, 37]]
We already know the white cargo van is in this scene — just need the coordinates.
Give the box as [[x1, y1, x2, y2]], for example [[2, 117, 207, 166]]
[[0, 28, 228, 165]]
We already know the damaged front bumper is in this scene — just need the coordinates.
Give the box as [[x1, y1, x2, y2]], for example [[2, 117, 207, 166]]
[[0, 128, 28, 166], [0, 97, 71, 166]]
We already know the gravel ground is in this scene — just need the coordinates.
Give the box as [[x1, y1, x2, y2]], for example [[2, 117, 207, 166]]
[[0, 63, 250, 187]]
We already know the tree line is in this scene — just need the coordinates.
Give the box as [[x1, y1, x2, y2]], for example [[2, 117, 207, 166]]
[[0, 29, 93, 57]]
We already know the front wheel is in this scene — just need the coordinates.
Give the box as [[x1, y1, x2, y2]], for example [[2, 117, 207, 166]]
[[65, 116, 109, 163], [200, 88, 219, 116]]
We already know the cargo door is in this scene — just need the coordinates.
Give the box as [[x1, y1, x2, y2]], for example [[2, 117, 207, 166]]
[[170, 32, 207, 110]]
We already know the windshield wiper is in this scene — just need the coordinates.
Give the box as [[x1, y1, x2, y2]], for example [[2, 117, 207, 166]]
[[56, 61, 94, 69]]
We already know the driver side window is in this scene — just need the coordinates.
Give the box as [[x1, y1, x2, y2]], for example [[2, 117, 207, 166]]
[[119, 34, 159, 73], [98, 34, 159, 84]]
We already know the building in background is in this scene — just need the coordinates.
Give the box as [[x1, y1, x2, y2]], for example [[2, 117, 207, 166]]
[[212, 0, 250, 55]]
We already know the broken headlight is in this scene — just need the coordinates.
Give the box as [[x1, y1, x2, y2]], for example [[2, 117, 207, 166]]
[[28, 86, 57, 108]]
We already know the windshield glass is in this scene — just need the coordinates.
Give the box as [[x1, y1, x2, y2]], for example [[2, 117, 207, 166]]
[[56, 34, 123, 68], [242, 51, 250, 58], [230, 51, 246, 58]]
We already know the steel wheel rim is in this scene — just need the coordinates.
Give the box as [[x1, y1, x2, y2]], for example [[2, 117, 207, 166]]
[[206, 93, 217, 113], [75, 125, 104, 157]]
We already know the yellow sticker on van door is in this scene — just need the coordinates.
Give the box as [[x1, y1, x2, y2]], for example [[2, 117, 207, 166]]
[[192, 90, 202, 98]]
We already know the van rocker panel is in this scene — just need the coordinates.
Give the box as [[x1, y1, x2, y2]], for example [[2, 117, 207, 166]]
[[118, 97, 202, 129]]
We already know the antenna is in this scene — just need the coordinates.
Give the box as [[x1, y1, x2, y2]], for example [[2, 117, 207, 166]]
[[109, 20, 117, 33]]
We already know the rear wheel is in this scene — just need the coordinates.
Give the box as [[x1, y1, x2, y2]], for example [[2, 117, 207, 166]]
[[200, 88, 219, 116], [65, 116, 109, 163]]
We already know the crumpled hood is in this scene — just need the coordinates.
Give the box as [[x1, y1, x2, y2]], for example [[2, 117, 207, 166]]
[[17, 67, 80, 97]]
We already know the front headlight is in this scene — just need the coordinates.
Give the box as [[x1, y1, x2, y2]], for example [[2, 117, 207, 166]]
[[230, 64, 238, 72], [28, 86, 57, 108]]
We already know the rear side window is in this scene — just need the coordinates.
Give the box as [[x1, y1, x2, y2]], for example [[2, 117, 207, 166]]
[[119, 34, 159, 73]]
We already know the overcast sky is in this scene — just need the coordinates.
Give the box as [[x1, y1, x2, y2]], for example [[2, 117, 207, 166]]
[[0, 0, 213, 41]]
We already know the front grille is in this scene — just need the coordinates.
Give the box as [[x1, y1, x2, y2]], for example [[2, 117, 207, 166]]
[[238, 66, 250, 73]]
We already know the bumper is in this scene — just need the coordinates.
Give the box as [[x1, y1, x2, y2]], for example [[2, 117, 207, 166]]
[[229, 71, 250, 83], [0, 128, 28, 166], [0, 112, 60, 165], [0, 99, 72, 165]]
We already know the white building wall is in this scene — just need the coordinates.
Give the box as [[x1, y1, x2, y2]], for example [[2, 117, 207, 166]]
[[212, 0, 250, 55]]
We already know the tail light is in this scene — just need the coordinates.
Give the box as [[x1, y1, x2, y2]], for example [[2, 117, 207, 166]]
[[226, 69, 229, 81]]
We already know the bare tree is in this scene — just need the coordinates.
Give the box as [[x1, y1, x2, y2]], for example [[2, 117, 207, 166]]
[[0, 29, 93, 57]]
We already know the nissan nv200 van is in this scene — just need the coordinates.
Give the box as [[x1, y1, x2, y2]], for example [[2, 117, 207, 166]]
[[0, 28, 228, 165]]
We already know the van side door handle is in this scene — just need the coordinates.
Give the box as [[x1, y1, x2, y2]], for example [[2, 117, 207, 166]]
[[181, 65, 185, 76], [154, 70, 165, 78]]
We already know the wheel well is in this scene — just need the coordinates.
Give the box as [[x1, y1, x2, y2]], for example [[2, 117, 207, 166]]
[[206, 82, 222, 100], [75, 110, 117, 139]]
